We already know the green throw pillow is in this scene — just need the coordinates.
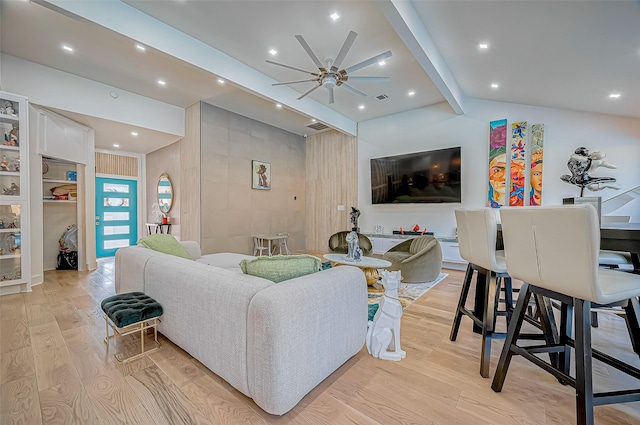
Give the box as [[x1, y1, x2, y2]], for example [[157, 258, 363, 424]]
[[240, 254, 321, 283], [138, 234, 192, 259]]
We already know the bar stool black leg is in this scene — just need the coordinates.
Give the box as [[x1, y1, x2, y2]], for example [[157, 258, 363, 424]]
[[535, 294, 560, 370], [504, 277, 514, 313], [473, 270, 487, 334], [450, 263, 474, 341], [491, 283, 531, 392], [574, 299, 595, 425], [623, 297, 640, 356], [558, 302, 573, 380], [480, 271, 500, 378]]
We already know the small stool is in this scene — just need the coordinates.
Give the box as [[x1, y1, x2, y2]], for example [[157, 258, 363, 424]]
[[101, 292, 163, 362]]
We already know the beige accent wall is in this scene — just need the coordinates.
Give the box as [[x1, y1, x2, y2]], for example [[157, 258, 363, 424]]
[[180, 102, 201, 243], [305, 130, 358, 252], [200, 102, 306, 255], [95, 152, 137, 176], [146, 141, 181, 238]]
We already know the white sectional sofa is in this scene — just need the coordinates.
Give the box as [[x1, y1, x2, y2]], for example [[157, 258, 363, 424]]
[[114, 241, 367, 415]]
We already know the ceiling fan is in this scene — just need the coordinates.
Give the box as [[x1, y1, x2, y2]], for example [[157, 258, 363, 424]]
[[266, 31, 392, 104]]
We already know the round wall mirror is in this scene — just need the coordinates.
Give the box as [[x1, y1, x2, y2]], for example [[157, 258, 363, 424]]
[[157, 173, 173, 213]]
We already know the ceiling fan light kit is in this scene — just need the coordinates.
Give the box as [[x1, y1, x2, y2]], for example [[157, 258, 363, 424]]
[[268, 31, 392, 104]]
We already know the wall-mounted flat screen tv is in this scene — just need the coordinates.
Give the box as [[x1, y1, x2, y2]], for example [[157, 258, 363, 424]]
[[370, 147, 461, 204]]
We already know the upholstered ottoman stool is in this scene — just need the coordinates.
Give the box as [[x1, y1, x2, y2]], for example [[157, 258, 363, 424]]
[[101, 292, 163, 362]]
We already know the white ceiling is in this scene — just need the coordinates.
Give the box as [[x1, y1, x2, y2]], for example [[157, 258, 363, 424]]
[[1, 0, 638, 154]]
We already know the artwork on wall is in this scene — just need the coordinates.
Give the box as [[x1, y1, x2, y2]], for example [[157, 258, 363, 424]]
[[488, 119, 507, 208], [529, 124, 544, 206], [252, 160, 271, 190], [509, 122, 527, 206]]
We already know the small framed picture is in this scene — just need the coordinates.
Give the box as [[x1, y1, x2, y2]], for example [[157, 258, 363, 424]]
[[252, 160, 271, 190], [67, 171, 77, 181]]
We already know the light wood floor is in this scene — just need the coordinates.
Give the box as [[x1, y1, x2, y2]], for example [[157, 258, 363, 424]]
[[1, 259, 640, 424]]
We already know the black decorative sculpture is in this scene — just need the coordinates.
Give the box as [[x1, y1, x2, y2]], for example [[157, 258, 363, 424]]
[[560, 147, 621, 196], [350, 207, 361, 232]]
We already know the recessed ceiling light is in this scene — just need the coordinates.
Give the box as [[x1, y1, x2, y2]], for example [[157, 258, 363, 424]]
[[358, 105, 365, 110], [276, 103, 282, 109], [113, 144, 120, 148], [131, 132, 138, 136], [217, 78, 225, 84], [479, 43, 489, 50], [269, 49, 278, 56], [62, 45, 74, 53], [608, 93, 621, 98], [378, 61, 387, 66], [408, 91, 415, 96], [157, 80, 166, 86], [491, 83, 499, 89], [330, 12, 340, 21], [136, 44, 146, 52], [311, 119, 317, 122]]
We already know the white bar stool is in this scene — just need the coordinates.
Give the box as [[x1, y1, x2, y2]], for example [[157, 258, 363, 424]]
[[493, 204, 640, 425]]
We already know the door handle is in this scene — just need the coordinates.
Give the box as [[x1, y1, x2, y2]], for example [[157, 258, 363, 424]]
[[96, 222, 100, 226]]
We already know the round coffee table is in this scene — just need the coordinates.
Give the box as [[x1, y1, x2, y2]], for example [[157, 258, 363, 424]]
[[323, 253, 391, 286]]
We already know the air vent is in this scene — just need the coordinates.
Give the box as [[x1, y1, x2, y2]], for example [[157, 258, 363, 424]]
[[376, 94, 389, 100], [307, 122, 329, 131]]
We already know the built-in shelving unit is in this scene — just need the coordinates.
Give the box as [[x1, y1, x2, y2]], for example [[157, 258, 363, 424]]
[[41, 156, 78, 270], [0, 90, 29, 291], [42, 157, 77, 202]]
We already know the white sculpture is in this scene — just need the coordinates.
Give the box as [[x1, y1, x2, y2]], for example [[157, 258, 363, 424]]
[[151, 203, 164, 224], [366, 270, 406, 361], [345, 231, 359, 262]]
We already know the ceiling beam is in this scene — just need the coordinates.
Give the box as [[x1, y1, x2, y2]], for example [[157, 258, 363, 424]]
[[378, 0, 465, 115], [35, 0, 357, 136]]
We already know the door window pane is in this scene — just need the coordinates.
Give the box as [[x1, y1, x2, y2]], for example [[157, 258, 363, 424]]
[[103, 183, 129, 193], [103, 212, 129, 221], [103, 225, 130, 235], [104, 198, 129, 207], [104, 239, 130, 249]]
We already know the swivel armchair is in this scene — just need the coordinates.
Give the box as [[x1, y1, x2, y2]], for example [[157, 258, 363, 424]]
[[328, 231, 372, 255], [382, 235, 442, 283]]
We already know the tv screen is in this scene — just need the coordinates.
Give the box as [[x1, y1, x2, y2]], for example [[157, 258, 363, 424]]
[[370, 147, 461, 204]]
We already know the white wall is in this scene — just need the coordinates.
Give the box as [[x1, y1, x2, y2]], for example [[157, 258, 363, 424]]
[[358, 98, 640, 236]]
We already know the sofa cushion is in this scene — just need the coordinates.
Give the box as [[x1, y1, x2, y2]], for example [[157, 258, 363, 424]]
[[240, 255, 321, 283], [138, 234, 192, 259], [197, 253, 256, 269]]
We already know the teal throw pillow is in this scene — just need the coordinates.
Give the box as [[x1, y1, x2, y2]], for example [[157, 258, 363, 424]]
[[240, 254, 321, 283], [138, 234, 192, 259]]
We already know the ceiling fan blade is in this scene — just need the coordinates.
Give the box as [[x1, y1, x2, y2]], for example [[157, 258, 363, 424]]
[[295, 35, 326, 70], [272, 78, 319, 86], [344, 50, 392, 74], [296, 84, 322, 100], [329, 88, 335, 104], [266, 60, 318, 75], [332, 31, 358, 71], [346, 76, 391, 82], [341, 83, 367, 97]]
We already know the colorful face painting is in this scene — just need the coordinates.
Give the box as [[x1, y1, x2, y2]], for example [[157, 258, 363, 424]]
[[509, 122, 527, 206], [529, 124, 544, 206], [488, 119, 507, 208]]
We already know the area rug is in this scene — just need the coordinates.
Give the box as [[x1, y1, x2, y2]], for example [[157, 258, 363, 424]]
[[368, 273, 448, 321]]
